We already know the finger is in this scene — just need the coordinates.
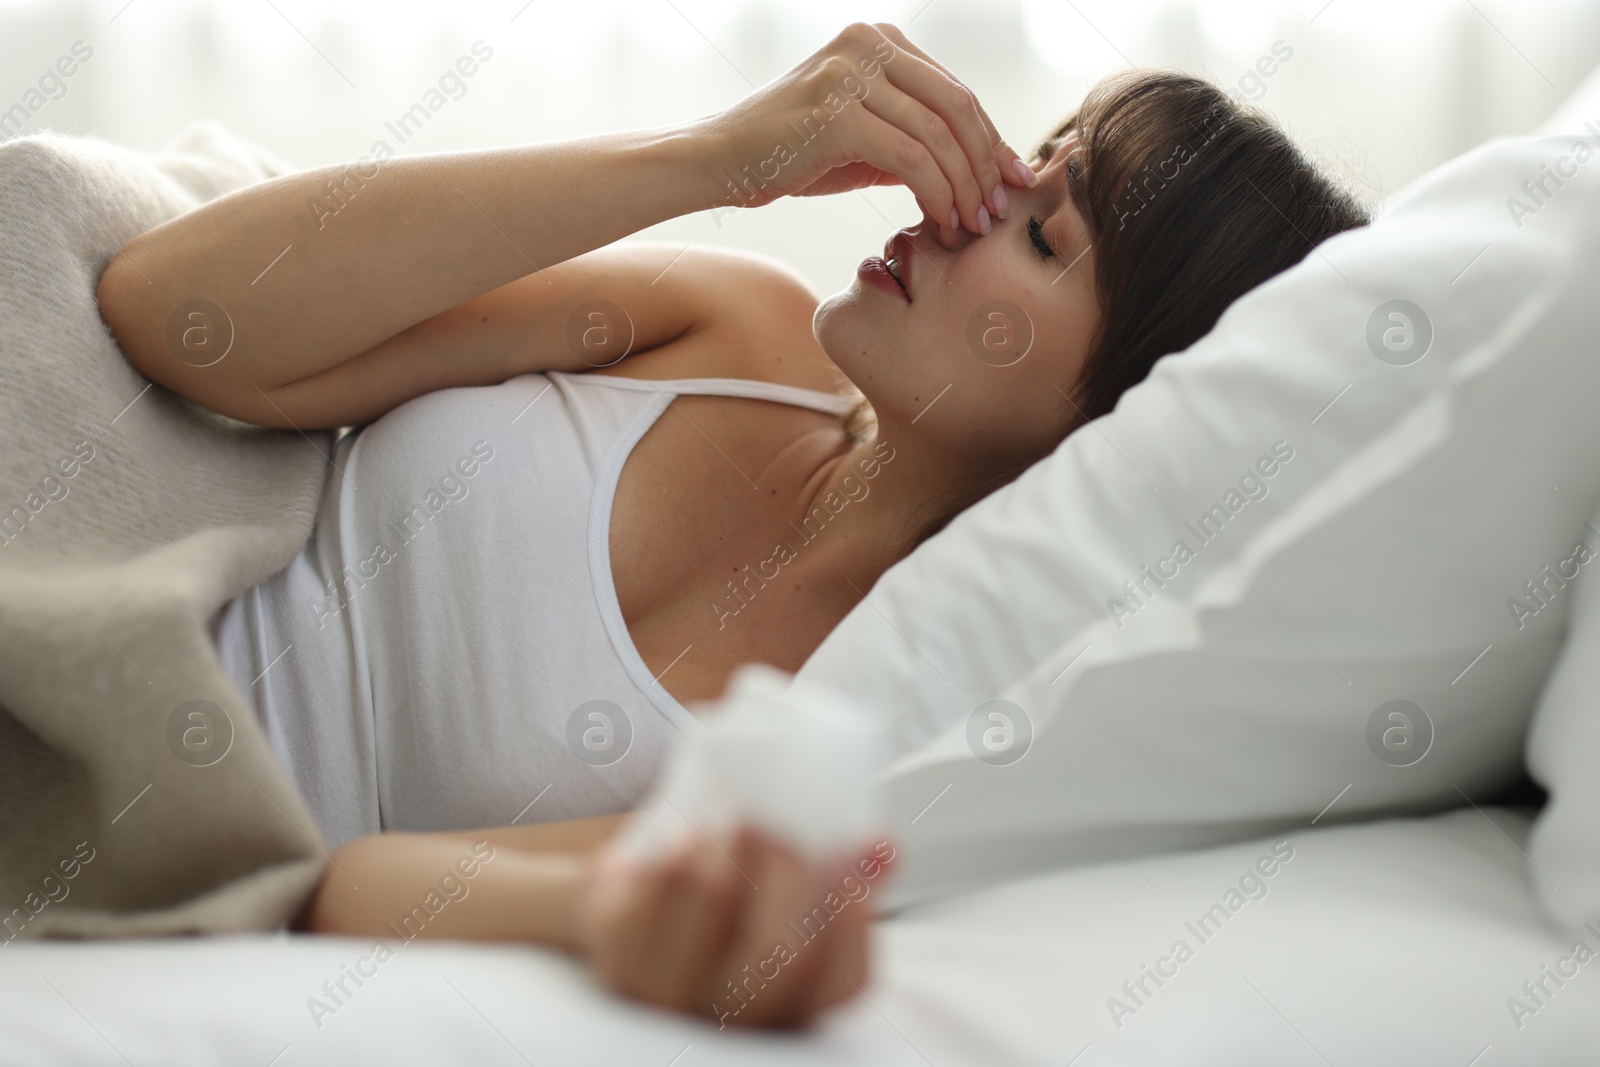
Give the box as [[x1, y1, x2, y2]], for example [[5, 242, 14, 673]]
[[873, 23, 999, 145], [915, 196, 966, 252], [858, 81, 991, 235], [711, 836, 835, 1029], [865, 29, 1013, 224], [802, 867, 872, 1015], [651, 831, 752, 1012], [805, 838, 898, 1011], [838, 107, 963, 239], [629, 843, 712, 1007], [583, 844, 677, 998], [918, 197, 965, 252], [873, 23, 1038, 195]]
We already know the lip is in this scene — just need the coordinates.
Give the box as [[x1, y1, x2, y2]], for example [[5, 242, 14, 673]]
[[885, 231, 915, 300], [857, 229, 918, 304], [857, 257, 908, 303]]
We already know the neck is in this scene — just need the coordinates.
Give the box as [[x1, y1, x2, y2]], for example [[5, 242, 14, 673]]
[[780, 424, 961, 607]]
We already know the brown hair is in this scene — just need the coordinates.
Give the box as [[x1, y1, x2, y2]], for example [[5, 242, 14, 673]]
[[862, 67, 1371, 558]]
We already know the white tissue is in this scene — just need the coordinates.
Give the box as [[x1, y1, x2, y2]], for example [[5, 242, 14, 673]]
[[614, 662, 887, 863]]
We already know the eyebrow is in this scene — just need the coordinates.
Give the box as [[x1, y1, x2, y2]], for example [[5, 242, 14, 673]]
[[1036, 116, 1081, 157], [1038, 144, 1085, 200], [1063, 152, 1081, 191]]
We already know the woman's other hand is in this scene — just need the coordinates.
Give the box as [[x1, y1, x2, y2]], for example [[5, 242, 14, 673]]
[[576, 824, 896, 1028], [701, 22, 1038, 247]]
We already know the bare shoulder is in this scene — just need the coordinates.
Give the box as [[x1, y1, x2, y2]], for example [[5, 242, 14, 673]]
[[590, 245, 851, 396]]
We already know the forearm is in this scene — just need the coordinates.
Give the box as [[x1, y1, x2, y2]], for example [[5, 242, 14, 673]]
[[304, 832, 591, 950], [100, 124, 722, 393]]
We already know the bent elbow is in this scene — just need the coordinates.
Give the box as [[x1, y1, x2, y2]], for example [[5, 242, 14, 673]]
[[94, 244, 186, 396], [95, 257, 302, 430], [95, 250, 146, 371]]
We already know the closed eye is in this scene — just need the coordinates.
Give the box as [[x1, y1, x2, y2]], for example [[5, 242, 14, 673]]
[[1028, 216, 1057, 260]]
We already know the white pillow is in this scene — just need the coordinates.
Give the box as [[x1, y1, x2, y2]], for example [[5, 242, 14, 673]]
[[1525, 494, 1600, 936], [1519, 68, 1600, 938], [790, 96, 1600, 904]]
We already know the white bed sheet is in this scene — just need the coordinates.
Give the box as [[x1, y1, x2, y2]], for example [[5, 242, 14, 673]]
[[4, 807, 1594, 1066]]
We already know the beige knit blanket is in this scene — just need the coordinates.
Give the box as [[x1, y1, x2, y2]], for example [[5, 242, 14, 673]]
[[0, 122, 331, 938]]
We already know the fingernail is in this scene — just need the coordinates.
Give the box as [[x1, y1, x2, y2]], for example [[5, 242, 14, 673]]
[[992, 184, 1009, 219], [1013, 158, 1039, 187], [948, 207, 960, 229], [977, 205, 991, 235]]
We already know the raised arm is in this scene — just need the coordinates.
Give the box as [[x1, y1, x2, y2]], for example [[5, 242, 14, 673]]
[[121, 239, 828, 430], [97, 23, 1035, 427], [98, 129, 725, 427]]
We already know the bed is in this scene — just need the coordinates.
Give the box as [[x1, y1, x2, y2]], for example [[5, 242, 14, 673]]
[[5, 807, 1593, 1065]]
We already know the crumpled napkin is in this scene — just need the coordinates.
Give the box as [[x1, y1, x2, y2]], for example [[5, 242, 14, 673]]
[[613, 663, 888, 863]]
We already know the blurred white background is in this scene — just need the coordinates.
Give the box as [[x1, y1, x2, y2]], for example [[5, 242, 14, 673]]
[[3, 0, 1598, 292]]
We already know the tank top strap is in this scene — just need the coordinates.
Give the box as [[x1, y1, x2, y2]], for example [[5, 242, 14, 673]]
[[559, 371, 857, 418]]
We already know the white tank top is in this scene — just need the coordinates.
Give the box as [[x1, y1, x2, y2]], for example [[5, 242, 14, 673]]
[[209, 370, 856, 849]]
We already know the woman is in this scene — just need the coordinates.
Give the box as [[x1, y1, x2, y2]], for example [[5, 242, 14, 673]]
[[97, 24, 1367, 1028]]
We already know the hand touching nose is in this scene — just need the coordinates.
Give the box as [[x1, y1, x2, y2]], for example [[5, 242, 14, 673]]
[[704, 21, 1038, 236]]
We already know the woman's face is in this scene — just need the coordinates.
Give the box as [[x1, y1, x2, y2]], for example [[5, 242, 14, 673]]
[[814, 130, 1099, 469]]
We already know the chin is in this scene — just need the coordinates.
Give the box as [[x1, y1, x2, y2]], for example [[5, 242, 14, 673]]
[[812, 282, 858, 329], [814, 279, 926, 405], [811, 286, 865, 368]]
